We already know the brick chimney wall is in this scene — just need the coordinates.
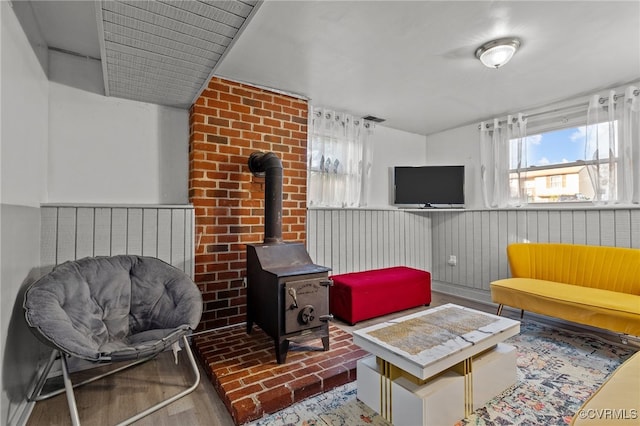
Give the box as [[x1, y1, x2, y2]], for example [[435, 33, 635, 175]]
[[189, 77, 308, 331]]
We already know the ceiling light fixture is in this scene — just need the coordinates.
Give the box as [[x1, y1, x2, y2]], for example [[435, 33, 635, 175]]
[[475, 37, 521, 69]]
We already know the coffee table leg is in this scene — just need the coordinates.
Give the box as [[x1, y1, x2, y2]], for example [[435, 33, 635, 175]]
[[357, 346, 516, 426], [463, 358, 473, 417], [379, 358, 399, 422]]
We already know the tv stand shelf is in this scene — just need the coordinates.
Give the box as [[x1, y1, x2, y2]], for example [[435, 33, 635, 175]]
[[401, 208, 466, 212]]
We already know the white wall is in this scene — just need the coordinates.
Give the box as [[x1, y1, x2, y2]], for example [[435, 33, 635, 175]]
[[48, 49, 104, 96], [1, 7, 192, 423], [368, 125, 427, 207], [1, 2, 49, 424], [424, 80, 640, 211], [47, 51, 189, 205], [423, 86, 640, 301], [424, 123, 481, 209], [306, 126, 431, 276]]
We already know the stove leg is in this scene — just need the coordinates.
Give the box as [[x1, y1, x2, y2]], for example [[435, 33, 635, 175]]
[[276, 339, 290, 364], [321, 335, 330, 351], [246, 312, 254, 334]]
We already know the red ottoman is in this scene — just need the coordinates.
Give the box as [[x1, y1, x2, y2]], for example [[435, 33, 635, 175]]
[[329, 266, 431, 325]]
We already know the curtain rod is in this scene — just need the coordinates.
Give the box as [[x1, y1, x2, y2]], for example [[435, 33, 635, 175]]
[[479, 88, 640, 130]]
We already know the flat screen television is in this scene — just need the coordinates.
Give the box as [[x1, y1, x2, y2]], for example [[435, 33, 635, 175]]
[[393, 165, 465, 208]]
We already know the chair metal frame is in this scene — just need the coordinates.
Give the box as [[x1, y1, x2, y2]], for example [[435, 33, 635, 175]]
[[28, 335, 200, 426]]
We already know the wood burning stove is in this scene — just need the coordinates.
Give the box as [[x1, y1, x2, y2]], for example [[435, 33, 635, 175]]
[[245, 152, 332, 364]]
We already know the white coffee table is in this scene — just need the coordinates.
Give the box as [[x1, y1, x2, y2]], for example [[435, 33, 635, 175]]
[[353, 303, 520, 426]]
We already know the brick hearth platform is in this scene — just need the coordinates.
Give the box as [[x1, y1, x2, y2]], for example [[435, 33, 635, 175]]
[[193, 324, 370, 425]]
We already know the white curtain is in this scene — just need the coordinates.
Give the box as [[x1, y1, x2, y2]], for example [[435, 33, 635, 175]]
[[480, 113, 528, 208], [308, 107, 375, 207], [585, 86, 640, 204], [624, 86, 640, 203]]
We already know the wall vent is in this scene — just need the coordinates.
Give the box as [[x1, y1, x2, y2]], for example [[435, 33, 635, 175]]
[[363, 115, 386, 123]]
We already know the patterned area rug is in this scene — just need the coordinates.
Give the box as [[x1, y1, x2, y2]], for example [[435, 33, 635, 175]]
[[247, 320, 636, 426]]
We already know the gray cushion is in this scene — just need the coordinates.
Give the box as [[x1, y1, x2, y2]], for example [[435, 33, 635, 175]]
[[24, 255, 203, 362]]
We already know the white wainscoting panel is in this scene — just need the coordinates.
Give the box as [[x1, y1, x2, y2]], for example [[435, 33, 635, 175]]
[[307, 209, 432, 275], [41, 205, 194, 276], [307, 208, 640, 302], [430, 208, 640, 296]]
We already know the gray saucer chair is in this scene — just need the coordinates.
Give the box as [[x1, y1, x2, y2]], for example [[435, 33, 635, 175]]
[[24, 255, 203, 426]]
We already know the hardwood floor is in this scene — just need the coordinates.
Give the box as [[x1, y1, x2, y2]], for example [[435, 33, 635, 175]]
[[26, 347, 236, 426], [25, 292, 634, 425]]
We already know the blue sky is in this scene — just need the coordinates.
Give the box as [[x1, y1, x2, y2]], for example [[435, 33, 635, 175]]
[[524, 127, 586, 167], [518, 122, 617, 168]]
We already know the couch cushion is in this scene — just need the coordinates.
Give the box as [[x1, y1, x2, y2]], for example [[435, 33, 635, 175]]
[[507, 243, 640, 295], [570, 351, 640, 425], [491, 278, 640, 335]]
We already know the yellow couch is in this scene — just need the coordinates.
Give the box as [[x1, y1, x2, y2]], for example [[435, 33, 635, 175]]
[[491, 243, 640, 336]]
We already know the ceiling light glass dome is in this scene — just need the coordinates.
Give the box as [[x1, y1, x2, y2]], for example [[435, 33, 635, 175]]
[[475, 38, 521, 69]]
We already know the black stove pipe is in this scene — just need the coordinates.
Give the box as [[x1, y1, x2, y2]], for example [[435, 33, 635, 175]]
[[248, 152, 283, 244]]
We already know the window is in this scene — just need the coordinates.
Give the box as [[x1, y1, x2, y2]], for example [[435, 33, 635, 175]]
[[548, 175, 562, 189], [307, 108, 375, 207], [483, 86, 639, 208], [307, 130, 351, 205], [508, 122, 617, 203]]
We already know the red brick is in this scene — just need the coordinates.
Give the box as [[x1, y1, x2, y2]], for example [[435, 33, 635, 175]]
[[252, 108, 272, 117], [220, 93, 242, 103], [190, 77, 309, 352], [204, 97, 227, 108], [290, 363, 323, 378], [220, 110, 241, 120], [230, 103, 251, 114], [242, 98, 262, 107], [231, 397, 261, 425], [240, 113, 260, 123], [317, 365, 350, 390], [256, 385, 293, 414], [253, 92, 274, 103], [273, 97, 292, 107], [232, 121, 252, 130], [231, 87, 253, 98], [227, 382, 264, 403], [193, 325, 364, 424], [262, 373, 296, 389], [208, 81, 231, 92], [288, 374, 323, 402]]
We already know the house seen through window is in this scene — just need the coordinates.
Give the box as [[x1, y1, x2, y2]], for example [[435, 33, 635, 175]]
[[509, 121, 617, 203]]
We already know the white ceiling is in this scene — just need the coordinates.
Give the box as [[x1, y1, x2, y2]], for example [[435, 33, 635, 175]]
[[26, 0, 640, 136], [30, 0, 259, 107]]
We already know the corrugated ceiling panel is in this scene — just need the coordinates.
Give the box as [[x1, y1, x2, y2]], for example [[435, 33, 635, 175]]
[[102, 2, 233, 48], [102, 11, 227, 54], [107, 67, 197, 94], [209, 0, 257, 17], [167, 1, 248, 29], [108, 66, 202, 92], [106, 61, 204, 90], [108, 77, 202, 100], [108, 82, 194, 105], [105, 43, 211, 74], [118, 1, 239, 38], [104, 33, 216, 67], [98, 0, 259, 108], [105, 50, 208, 81]]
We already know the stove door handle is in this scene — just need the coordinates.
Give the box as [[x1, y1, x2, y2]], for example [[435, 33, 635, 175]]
[[287, 287, 298, 309], [319, 314, 334, 322], [320, 280, 334, 287]]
